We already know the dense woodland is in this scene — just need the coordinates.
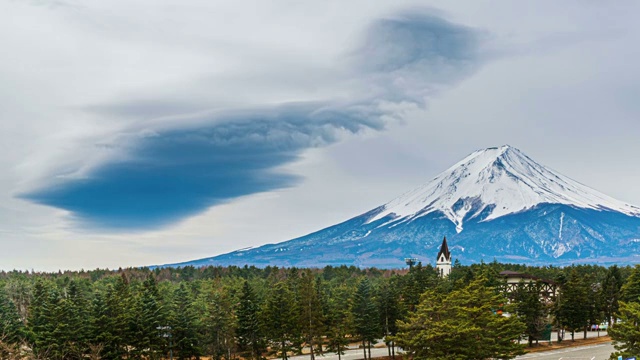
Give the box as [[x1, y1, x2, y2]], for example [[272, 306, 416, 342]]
[[0, 261, 638, 360]]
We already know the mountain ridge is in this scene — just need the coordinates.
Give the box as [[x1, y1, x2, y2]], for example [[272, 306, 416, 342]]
[[159, 145, 640, 268]]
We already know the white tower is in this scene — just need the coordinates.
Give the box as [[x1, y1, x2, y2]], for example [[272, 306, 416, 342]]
[[436, 236, 452, 277]]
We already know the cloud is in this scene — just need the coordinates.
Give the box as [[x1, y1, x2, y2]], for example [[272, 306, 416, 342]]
[[83, 99, 205, 121], [27, 0, 80, 9], [23, 102, 387, 229], [354, 12, 483, 102], [22, 11, 485, 230]]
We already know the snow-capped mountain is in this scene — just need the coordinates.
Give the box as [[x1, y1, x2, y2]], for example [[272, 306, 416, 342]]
[[370, 145, 640, 232], [162, 145, 640, 268]]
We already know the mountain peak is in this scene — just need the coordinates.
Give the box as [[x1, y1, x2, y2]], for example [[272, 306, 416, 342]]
[[369, 146, 640, 233], [164, 145, 640, 269], [485, 144, 512, 151]]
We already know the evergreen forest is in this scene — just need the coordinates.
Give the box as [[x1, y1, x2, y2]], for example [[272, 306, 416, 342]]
[[0, 261, 638, 360]]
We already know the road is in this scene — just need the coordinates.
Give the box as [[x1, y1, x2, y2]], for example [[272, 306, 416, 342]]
[[291, 343, 614, 360], [532, 330, 608, 343], [289, 332, 612, 360], [289, 347, 398, 360], [516, 342, 614, 360]]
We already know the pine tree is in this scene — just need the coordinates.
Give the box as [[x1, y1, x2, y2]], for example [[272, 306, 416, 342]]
[[395, 276, 525, 359], [131, 274, 166, 359], [236, 281, 264, 360], [299, 270, 325, 360], [555, 268, 590, 341], [54, 292, 75, 358], [171, 283, 201, 360], [585, 272, 603, 339], [609, 300, 640, 359], [351, 278, 379, 360], [511, 280, 548, 346], [263, 281, 298, 360], [401, 263, 436, 312], [38, 283, 87, 359], [89, 289, 114, 360], [91, 274, 133, 360], [27, 280, 59, 358], [0, 288, 24, 357], [197, 285, 236, 360], [601, 265, 623, 325], [325, 285, 352, 360], [621, 264, 640, 303], [285, 269, 304, 354], [376, 279, 402, 358], [4, 280, 30, 327], [64, 279, 91, 358]]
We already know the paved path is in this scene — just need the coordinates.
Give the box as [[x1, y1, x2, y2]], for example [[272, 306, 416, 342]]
[[532, 330, 608, 344], [289, 331, 611, 360], [516, 342, 614, 360], [289, 347, 398, 360]]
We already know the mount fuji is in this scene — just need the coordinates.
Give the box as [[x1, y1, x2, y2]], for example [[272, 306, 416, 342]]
[[164, 145, 640, 268]]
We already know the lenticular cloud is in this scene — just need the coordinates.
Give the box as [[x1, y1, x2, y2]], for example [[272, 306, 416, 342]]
[[22, 11, 486, 230]]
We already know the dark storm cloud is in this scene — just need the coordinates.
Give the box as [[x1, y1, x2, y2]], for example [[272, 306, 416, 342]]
[[23, 11, 485, 229]]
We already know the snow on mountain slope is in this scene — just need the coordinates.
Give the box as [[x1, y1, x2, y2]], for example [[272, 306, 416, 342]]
[[369, 145, 640, 233], [159, 145, 640, 269]]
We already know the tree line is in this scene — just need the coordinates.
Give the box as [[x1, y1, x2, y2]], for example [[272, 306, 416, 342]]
[[0, 261, 639, 360]]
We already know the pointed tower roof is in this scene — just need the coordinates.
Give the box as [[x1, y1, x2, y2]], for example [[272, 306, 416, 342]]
[[437, 236, 451, 261]]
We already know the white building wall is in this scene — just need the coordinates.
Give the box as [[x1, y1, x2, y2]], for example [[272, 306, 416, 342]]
[[436, 255, 451, 277]]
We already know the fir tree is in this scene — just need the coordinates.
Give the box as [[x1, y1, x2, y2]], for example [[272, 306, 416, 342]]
[[395, 276, 525, 359], [197, 285, 236, 360], [236, 281, 264, 360], [27, 280, 59, 358], [171, 283, 201, 360], [609, 300, 640, 359], [512, 280, 548, 346], [64, 279, 91, 358], [92, 274, 133, 360], [4, 280, 30, 327], [621, 264, 640, 303], [555, 268, 590, 341], [0, 288, 24, 356], [401, 263, 436, 312], [376, 279, 402, 358], [263, 281, 298, 360], [131, 274, 166, 359], [351, 278, 379, 360], [601, 265, 623, 325], [585, 272, 603, 339], [325, 285, 352, 360], [89, 289, 114, 360], [299, 270, 325, 360]]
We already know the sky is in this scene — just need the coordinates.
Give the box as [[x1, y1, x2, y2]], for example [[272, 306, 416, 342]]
[[1, 0, 640, 271]]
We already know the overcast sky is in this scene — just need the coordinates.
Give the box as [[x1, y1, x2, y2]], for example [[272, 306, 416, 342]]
[[2, 0, 640, 271]]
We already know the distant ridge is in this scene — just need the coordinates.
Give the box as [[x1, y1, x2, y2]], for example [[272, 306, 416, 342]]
[[161, 145, 640, 268]]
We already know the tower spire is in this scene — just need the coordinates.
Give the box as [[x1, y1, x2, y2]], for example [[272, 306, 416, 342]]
[[436, 236, 452, 277], [437, 236, 451, 262]]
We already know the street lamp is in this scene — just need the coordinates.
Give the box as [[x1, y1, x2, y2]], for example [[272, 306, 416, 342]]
[[405, 258, 418, 269]]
